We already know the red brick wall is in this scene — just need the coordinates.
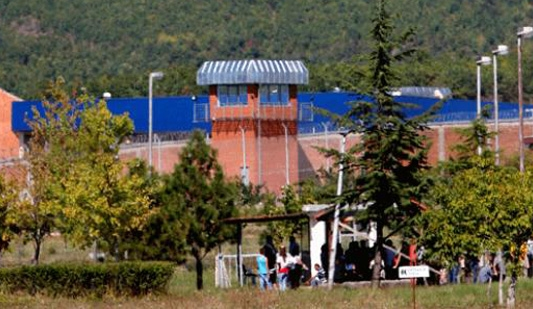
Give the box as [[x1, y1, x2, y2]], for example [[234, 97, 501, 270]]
[[211, 119, 259, 184], [257, 120, 299, 192], [0, 89, 21, 160], [119, 143, 183, 174], [115, 121, 531, 194], [296, 122, 529, 175]]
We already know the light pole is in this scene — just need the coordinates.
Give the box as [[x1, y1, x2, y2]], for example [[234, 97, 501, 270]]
[[476, 56, 492, 155], [148, 71, 164, 171], [492, 45, 509, 166], [328, 130, 353, 289], [517, 27, 533, 173]]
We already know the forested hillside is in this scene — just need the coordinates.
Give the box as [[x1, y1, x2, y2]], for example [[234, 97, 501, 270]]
[[1, 0, 533, 100]]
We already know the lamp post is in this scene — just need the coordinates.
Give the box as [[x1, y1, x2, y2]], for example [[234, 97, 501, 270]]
[[476, 56, 492, 155], [517, 27, 533, 173], [328, 130, 353, 289], [492, 45, 509, 166], [148, 71, 164, 171]]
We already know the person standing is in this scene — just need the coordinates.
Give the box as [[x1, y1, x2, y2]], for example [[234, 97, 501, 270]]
[[384, 239, 397, 280], [276, 246, 290, 291], [289, 236, 300, 257], [256, 248, 272, 290], [263, 235, 278, 287]]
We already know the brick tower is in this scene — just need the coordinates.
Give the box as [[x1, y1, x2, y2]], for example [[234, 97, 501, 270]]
[[197, 60, 308, 192]]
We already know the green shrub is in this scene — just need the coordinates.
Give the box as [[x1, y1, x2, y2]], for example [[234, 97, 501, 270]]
[[0, 261, 174, 298]]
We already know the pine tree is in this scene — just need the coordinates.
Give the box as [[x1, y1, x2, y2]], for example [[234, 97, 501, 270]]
[[339, 0, 433, 287], [160, 130, 238, 290]]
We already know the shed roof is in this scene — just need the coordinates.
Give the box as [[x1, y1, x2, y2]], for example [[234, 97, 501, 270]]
[[196, 59, 309, 85], [223, 212, 308, 224]]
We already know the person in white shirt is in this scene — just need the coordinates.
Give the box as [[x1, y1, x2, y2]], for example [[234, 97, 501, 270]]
[[276, 246, 291, 291]]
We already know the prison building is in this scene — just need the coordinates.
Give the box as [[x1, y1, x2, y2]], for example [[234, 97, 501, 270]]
[[197, 60, 308, 190]]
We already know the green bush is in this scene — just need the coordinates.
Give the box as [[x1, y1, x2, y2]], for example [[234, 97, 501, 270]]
[[0, 261, 174, 298]]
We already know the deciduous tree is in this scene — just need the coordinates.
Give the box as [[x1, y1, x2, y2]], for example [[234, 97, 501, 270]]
[[0, 175, 17, 257], [23, 78, 152, 261]]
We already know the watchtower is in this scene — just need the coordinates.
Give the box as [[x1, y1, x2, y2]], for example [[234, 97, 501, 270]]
[[197, 60, 308, 191]]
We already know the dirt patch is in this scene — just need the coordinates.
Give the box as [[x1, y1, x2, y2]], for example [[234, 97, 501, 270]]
[[10, 16, 49, 37]]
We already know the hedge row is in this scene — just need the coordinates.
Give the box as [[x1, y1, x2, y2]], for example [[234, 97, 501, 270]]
[[0, 261, 175, 297]]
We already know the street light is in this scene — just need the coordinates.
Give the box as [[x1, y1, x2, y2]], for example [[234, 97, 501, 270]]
[[476, 56, 492, 155], [328, 129, 353, 290], [148, 71, 164, 171], [517, 27, 533, 173], [492, 45, 509, 166]]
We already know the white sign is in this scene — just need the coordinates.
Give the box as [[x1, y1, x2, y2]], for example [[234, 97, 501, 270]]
[[398, 265, 430, 279]]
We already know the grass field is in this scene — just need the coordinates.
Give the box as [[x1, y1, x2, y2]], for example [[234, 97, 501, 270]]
[[2, 235, 533, 308], [2, 262, 533, 308]]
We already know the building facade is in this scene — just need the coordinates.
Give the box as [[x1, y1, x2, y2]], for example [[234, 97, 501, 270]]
[[197, 60, 308, 191], [0, 88, 22, 162], [7, 77, 532, 192]]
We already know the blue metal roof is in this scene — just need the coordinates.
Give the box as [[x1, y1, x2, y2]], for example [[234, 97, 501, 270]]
[[12, 96, 211, 133], [11, 92, 524, 134], [197, 60, 309, 85]]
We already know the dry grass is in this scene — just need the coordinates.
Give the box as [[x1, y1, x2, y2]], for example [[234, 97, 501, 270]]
[[2, 263, 533, 309], [3, 281, 533, 309], [4, 234, 533, 308], [1, 235, 92, 266]]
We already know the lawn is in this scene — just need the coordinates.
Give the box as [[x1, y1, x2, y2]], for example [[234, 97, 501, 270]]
[[2, 235, 533, 308], [2, 263, 533, 309]]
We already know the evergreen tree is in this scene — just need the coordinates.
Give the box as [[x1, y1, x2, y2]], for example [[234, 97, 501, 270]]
[[262, 185, 306, 245], [337, 0, 434, 287], [160, 130, 238, 290]]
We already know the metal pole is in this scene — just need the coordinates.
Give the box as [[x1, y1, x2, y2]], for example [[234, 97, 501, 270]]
[[148, 75, 154, 170], [518, 36, 525, 173], [412, 280, 416, 309], [237, 223, 243, 287], [257, 103, 263, 185], [328, 133, 347, 289], [476, 63, 482, 155], [493, 53, 500, 166], [239, 126, 248, 185], [322, 122, 330, 172], [282, 123, 289, 185], [156, 134, 162, 172], [147, 72, 163, 175]]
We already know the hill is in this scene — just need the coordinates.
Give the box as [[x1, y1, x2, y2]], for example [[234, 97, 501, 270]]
[[1, 0, 533, 100]]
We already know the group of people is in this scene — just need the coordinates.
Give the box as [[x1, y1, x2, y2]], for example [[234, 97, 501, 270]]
[[256, 236, 533, 287], [256, 235, 319, 290], [438, 251, 507, 285], [319, 239, 423, 283]]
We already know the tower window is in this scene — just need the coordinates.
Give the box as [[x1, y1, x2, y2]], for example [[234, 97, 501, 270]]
[[218, 85, 248, 106], [259, 85, 289, 105]]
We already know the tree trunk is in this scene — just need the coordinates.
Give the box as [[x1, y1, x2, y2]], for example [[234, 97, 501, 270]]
[[113, 239, 120, 262], [195, 254, 204, 290], [499, 270, 504, 306], [506, 274, 516, 309], [371, 221, 383, 288], [33, 237, 42, 265]]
